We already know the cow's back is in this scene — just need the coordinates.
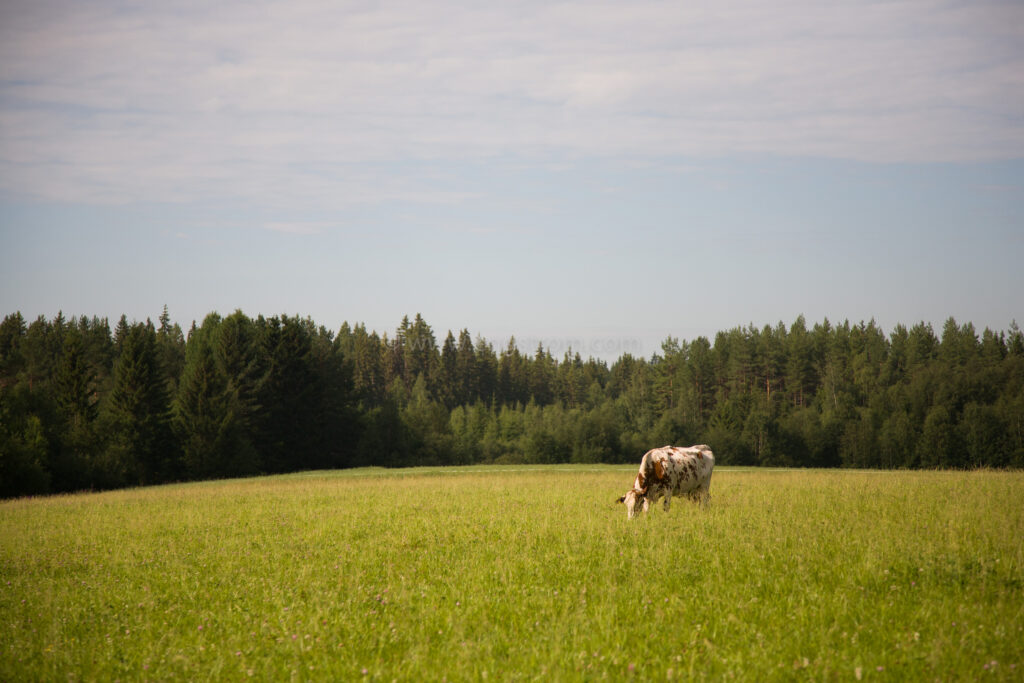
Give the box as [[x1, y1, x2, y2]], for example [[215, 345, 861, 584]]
[[665, 445, 714, 495]]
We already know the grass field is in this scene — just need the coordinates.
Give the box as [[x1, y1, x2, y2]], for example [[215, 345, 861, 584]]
[[1, 466, 1022, 681]]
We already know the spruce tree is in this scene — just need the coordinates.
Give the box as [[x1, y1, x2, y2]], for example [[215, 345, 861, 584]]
[[174, 323, 226, 478], [156, 305, 186, 394], [437, 330, 458, 408], [455, 329, 477, 404], [403, 314, 438, 390], [173, 312, 260, 479], [0, 312, 27, 383], [529, 343, 554, 405], [54, 331, 99, 473], [474, 335, 499, 404], [103, 321, 174, 486], [256, 315, 319, 472]]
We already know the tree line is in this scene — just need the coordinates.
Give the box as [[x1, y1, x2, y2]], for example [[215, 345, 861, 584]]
[[2, 308, 1022, 497]]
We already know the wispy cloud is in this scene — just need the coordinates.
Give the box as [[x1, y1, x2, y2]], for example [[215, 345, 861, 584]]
[[263, 221, 331, 236], [1, 0, 1022, 208]]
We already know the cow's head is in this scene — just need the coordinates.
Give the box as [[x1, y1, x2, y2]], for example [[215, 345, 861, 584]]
[[616, 488, 648, 519]]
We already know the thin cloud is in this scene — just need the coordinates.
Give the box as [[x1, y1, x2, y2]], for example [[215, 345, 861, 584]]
[[263, 222, 330, 236], [1, 0, 1022, 208]]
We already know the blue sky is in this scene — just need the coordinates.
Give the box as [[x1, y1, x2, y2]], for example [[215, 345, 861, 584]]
[[2, 0, 1022, 361]]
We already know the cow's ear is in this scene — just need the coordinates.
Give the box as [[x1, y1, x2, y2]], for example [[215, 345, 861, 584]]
[[616, 496, 625, 504]]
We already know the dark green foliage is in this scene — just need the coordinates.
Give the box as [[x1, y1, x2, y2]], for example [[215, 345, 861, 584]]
[[51, 330, 100, 490], [2, 309, 1023, 497], [255, 315, 320, 473], [0, 392, 52, 497], [173, 312, 259, 479], [104, 321, 174, 487]]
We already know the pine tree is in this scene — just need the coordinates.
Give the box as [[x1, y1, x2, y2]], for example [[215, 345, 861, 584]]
[[23, 315, 56, 391], [556, 350, 587, 408], [455, 329, 477, 404], [652, 337, 682, 412], [174, 322, 228, 479], [1009, 321, 1024, 356], [351, 325, 385, 402], [114, 315, 131, 354], [499, 337, 528, 405], [156, 305, 186, 394], [474, 335, 499, 403], [529, 343, 555, 405], [173, 312, 262, 479], [906, 322, 938, 368], [103, 321, 174, 486], [0, 312, 27, 384], [437, 331, 458, 408], [404, 314, 438, 390], [311, 322, 359, 469], [256, 315, 319, 472], [689, 336, 714, 421], [55, 331, 98, 427]]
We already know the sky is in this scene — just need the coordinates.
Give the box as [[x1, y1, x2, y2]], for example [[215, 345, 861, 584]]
[[1, 0, 1022, 362]]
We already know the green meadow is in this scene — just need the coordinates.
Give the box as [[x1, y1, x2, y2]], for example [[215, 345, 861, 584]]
[[1, 466, 1022, 681]]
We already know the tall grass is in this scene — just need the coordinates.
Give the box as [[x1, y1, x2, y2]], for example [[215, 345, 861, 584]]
[[2, 467, 1022, 680]]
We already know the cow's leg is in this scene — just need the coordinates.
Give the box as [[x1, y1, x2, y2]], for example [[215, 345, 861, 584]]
[[699, 471, 713, 506], [696, 485, 710, 507], [644, 489, 663, 515], [663, 492, 672, 512]]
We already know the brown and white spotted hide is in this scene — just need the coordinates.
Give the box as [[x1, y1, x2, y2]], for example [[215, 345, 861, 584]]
[[617, 445, 714, 519]]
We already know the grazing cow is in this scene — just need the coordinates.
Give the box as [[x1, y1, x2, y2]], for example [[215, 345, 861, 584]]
[[617, 445, 714, 519]]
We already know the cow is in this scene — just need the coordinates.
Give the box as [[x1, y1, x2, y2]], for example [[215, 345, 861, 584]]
[[617, 445, 714, 519]]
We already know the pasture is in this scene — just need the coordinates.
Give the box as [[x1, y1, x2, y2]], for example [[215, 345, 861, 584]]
[[1, 466, 1022, 680]]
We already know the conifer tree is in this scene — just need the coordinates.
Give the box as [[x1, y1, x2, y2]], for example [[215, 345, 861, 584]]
[[455, 329, 477, 404], [785, 317, 816, 407], [256, 315, 319, 472], [174, 321, 226, 478], [54, 330, 98, 452], [114, 315, 131, 353], [403, 314, 438, 390], [173, 312, 260, 479], [529, 343, 555, 405], [156, 305, 186, 394], [351, 325, 385, 402], [23, 316, 56, 391], [437, 331, 458, 408], [103, 321, 174, 486], [0, 312, 27, 383], [474, 335, 499, 403]]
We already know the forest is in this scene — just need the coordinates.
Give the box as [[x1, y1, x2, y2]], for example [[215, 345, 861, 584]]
[[1, 308, 1023, 497]]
